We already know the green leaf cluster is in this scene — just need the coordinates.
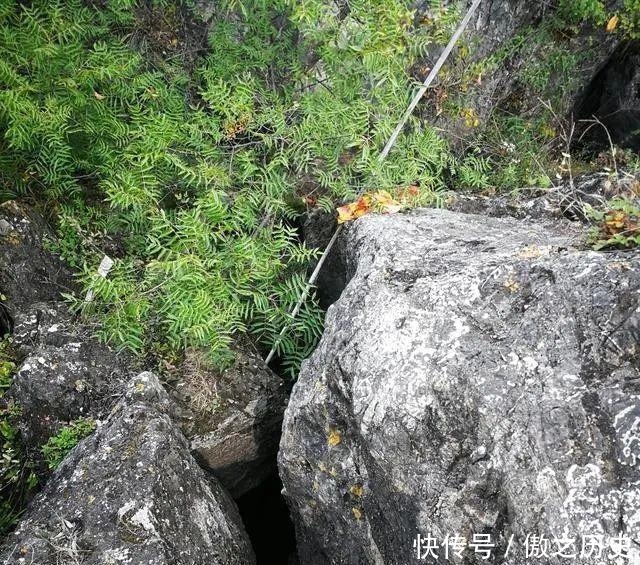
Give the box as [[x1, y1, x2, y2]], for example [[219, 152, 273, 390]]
[[0, 338, 37, 537], [587, 196, 640, 250], [0, 0, 460, 374], [40, 418, 97, 470]]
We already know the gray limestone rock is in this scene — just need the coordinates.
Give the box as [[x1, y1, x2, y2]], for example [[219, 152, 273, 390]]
[[1, 372, 256, 565], [279, 209, 640, 564], [176, 347, 288, 498]]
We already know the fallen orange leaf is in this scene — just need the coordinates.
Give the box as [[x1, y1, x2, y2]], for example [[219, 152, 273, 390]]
[[337, 191, 403, 223]]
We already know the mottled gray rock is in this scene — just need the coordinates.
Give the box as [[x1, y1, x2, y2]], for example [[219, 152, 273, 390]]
[[279, 208, 640, 564], [7, 303, 130, 474], [447, 173, 640, 223], [176, 347, 288, 498], [0, 201, 133, 479], [1, 372, 256, 565], [0, 201, 76, 324]]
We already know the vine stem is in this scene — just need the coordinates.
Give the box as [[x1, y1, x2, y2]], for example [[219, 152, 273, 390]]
[[265, 0, 483, 367]]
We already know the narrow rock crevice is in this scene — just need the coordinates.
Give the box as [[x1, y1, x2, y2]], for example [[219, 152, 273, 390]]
[[236, 472, 298, 565]]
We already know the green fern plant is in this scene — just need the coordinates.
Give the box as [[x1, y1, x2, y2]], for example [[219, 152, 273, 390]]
[[41, 418, 97, 469], [0, 0, 464, 376]]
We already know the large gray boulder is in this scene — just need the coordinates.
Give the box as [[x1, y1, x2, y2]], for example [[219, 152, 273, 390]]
[[6, 303, 131, 476], [1, 372, 256, 565], [279, 209, 640, 564], [176, 346, 288, 497]]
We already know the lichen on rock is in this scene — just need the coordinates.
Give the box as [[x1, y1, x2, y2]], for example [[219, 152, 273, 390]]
[[279, 208, 640, 564]]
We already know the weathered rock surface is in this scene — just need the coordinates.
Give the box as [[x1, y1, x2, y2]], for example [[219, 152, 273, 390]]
[[279, 208, 640, 564], [7, 303, 130, 469], [447, 173, 640, 222], [0, 201, 75, 326], [176, 347, 288, 498], [419, 0, 625, 146], [1, 372, 256, 565], [0, 201, 132, 473]]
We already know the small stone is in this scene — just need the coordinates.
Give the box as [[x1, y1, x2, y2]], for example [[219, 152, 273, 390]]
[[0, 219, 12, 235]]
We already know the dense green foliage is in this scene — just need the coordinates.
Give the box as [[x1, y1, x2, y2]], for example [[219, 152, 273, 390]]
[[0, 0, 460, 374], [41, 418, 97, 469], [0, 0, 327, 373], [557, 0, 607, 25], [622, 0, 640, 39], [0, 0, 638, 377]]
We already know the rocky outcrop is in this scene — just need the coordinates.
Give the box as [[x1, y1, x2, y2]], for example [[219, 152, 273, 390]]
[[0, 202, 132, 472], [0, 201, 75, 327], [447, 173, 640, 222], [176, 347, 288, 498], [1, 372, 256, 565], [279, 208, 640, 564], [7, 303, 130, 470], [421, 0, 626, 145]]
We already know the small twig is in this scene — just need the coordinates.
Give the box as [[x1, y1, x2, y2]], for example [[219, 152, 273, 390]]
[[539, 98, 575, 191], [578, 116, 619, 180]]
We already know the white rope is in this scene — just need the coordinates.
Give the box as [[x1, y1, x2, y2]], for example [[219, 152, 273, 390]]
[[265, 0, 482, 366], [378, 0, 483, 162]]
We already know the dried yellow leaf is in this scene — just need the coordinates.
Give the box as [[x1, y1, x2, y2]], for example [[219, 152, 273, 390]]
[[336, 191, 403, 224], [350, 484, 363, 498], [606, 15, 619, 32], [504, 276, 520, 293], [327, 428, 342, 447]]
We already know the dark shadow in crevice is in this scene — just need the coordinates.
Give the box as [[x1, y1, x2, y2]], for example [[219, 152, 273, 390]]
[[236, 471, 298, 565], [0, 302, 13, 338], [573, 40, 640, 153]]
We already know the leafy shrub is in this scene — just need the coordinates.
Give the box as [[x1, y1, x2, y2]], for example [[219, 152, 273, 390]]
[[0, 0, 459, 375], [622, 0, 640, 38], [556, 0, 607, 26], [41, 418, 97, 469], [0, 0, 325, 373], [587, 197, 640, 249], [6, 0, 611, 374]]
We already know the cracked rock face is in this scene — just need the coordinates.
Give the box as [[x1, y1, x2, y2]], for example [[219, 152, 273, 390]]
[[176, 347, 288, 498], [7, 303, 131, 475], [279, 209, 640, 564], [0, 372, 256, 565]]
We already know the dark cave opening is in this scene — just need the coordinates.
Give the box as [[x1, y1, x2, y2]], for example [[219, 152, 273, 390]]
[[573, 40, 640, 153], [236, 471, 298, 565]]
